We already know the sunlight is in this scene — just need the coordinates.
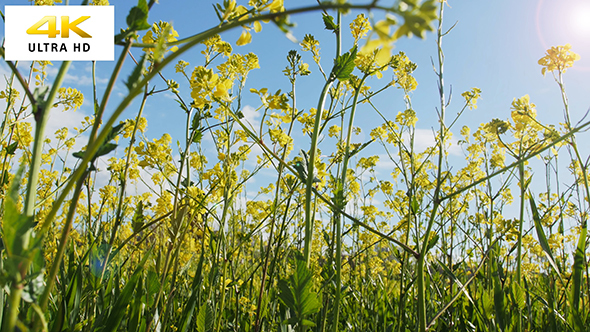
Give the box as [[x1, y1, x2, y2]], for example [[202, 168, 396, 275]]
[[570, 3, 590, 35]]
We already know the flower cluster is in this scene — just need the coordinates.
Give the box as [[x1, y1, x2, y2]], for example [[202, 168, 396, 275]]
[[538, 44, 580, 76]]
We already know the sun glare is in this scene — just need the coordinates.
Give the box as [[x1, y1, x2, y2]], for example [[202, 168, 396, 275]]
[[571, 4, 590, 34]]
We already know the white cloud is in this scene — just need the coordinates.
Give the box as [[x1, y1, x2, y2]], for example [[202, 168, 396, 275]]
[[240, 104, 260, 131]]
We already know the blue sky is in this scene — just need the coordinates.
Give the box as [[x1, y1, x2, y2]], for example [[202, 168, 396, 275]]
[[2, 0, 590, 204], [3, 0, 589, 142]]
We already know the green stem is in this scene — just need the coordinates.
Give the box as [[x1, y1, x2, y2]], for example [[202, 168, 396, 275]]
[[24, 61, 71, 216], [555, 69, 590, 319], [513, 155, 526, 332], [418, 2, 446, 330], [108, 84, 148, 248], [36, 169, 88, 315], [36, 2, 384, 241], [333, 74, 367, 332], [440, 120, 590, 203], [227, 108, 419, 258], [304, 78, 334, 266], [2, 60, 70, 332]]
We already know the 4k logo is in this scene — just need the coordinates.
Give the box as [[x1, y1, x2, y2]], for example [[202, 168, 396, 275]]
[[26, 16, 92, 38], [5, 5, 114, 61]]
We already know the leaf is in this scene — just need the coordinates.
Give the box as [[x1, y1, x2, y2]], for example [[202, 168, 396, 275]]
[[106, 122, 126, 143], [529, 196, 562, 278], [72, 123, 124, 162], [512, 282, 526, 311], [425, 233, 438, 252], [125, 54, 148, 91], [278, 255, 320, 328], [2, 166, 35, 258], [436, 259, 475, 305], [191, 131, 203, 144], [349, 139, 374, 157], [322, 14, 338, 32], [410, 196, 420, 215], [481, 291, 494, 319], [195, 303, 214, 332], [72, 150, 85, 159], [126, 0, 151, 31], [101, 247, 152, 332], [571, 224, 587, 311], [491, 246, 506, 330], [330, 45, 358, 81], [146, 269, 160, 307], [4, 141, 18, 155], [127, 276, 143, 332], [132, 201, 145, 233], [95, 143, 117, 159], [179, 252, 204, 332]]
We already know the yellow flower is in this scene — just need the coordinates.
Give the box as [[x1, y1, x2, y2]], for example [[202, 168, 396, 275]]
[[58, 87, 84, 111], [328, 125, 341, 138], [301, 34, 321, 64], [538, 44, 580, 76], [268, 0, 284, 13], [236, 30, 252, 46], [32, 0, 62, 5], [461, 87, 482, 110], [395, 109, 418, 127], [350, 14, 371, 43], [142, 21, 179, 62], [214, 79, 233, 100]]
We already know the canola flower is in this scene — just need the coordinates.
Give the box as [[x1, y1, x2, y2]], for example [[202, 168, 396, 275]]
[[2, 0, 589, 329], [538, 43, 580, 76]]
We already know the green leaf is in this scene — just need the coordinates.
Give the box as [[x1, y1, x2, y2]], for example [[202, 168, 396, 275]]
[[322, 14, 338, 32], [72, 123, 124, 162], [125, 54, 148, 91], [392, 0, 437, 40], [179, 252, 204, 332], [571, 224, 587, 312], [278, 255, 320, 328], [410, 196, 420, 215], [529, 195, 562, 278], [127, 276, 143, 332], [195, 303, 214, 332], [189, 109, 200, 130], [481, 291, 494, 319], [2, 166, 35, 258], [106, 122, 126, 143], [191, 131, 203, 144], [146, 269, 160, 306], [132, 201, 145, 233], [126, 0, 151, 31], [349, 139, 374, 157], [95, 143, 117, 159], [425, 233, 438, 252], [4, 141, 18, 155], [101, 248, 152, 332], [72, 150, 85, 159], [293, 160, 307, 182], [330, 45, 358, 81], [512, 282, 526, 311], [492, 247, 506, 330]]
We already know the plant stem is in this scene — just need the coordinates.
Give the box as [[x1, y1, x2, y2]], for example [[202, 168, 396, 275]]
[[418, 2, 446, 330], [2, 60, 70, 332], [304, 78, 334, 266], [333, 74, 367, 332]]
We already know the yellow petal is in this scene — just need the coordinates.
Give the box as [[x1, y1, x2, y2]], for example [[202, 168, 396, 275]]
[[236, 30, 252, 46], [254, 21, 262, 33]]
